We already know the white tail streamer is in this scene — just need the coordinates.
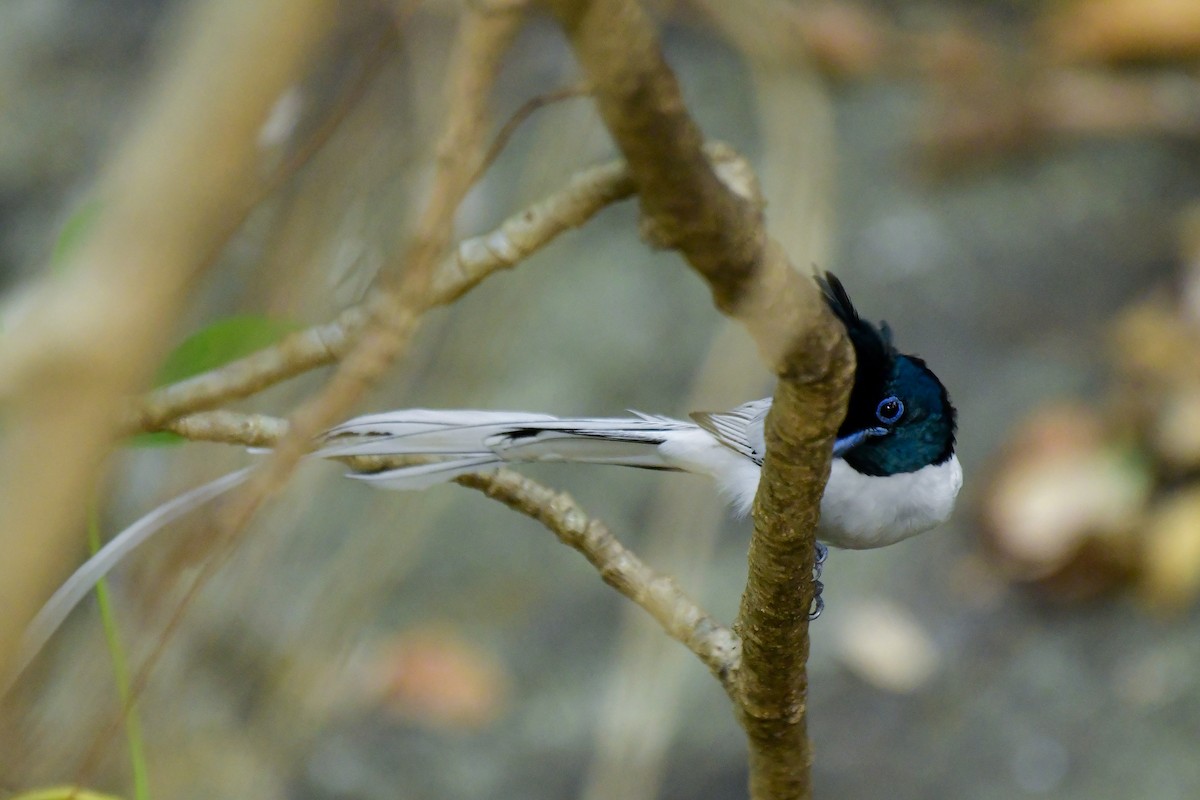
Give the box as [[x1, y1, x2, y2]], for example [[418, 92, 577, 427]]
[[13, 467, 255, 683]]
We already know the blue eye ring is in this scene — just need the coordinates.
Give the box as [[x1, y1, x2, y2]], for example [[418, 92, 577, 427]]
[[876, 396, 904, 425]]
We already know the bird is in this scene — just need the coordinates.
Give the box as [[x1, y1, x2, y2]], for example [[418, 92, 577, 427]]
[[17, 272, 959, 678], [316, 273, 960, 551]]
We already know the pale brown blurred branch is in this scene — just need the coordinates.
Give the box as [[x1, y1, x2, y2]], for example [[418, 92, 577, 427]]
[[215, 3, 529, 510], [474, 82, 591, 182], [126, 0, 531, 685], [0, 0, 338, 685]]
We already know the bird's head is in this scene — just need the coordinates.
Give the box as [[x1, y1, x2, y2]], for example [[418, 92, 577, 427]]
[[819, 273, 957, 477]]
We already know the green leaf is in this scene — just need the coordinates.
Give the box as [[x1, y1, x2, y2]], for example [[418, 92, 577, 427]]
[[129, 315, 300, 448], [152, 315, 300, 386], [129, 430, 189, 447]]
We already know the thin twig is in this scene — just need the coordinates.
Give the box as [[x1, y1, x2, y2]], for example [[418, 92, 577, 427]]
[[472, 82, 591, 184], [457, 471, 740, 685]]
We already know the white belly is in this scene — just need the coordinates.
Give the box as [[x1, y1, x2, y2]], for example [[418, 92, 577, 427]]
[[817, 454, 962, 549]]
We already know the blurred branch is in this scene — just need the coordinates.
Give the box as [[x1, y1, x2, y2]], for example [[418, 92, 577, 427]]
[[546, 0, 843, 377], [921, 66, 1200, 171], [580, 322, 765, 800], [545, 1, 854, 797], [473, 82, 591, 184], [213, 2, 529, 497], [0, 0, 338, 685], [696, 0, 836, 303]]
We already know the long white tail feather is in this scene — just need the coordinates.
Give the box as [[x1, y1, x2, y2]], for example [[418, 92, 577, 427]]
[[318, 411, 684, 460], [321, 407, 762, 507], [18, 405, 767, 682], [14, 467, 254, 684], [345, 456, 501, 490], [325, 408, 559, 436]]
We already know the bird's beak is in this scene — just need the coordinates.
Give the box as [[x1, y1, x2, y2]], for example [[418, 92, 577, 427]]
[[832, 426, 888, 457]]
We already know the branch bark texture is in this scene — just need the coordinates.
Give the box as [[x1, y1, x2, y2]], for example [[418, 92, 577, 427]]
[[545, 1, 854, 797], [143, 3, 531, 582]]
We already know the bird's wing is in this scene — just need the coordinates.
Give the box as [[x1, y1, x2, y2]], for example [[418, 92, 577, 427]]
[[688, 398, 770, 466]]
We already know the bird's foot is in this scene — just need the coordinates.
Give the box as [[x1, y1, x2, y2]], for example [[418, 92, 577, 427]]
[[809, 542, 829, 621]]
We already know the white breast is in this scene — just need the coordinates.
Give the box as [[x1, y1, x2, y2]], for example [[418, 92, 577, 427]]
[[817, 454, 962, 550], [659, 424, 961, 549]]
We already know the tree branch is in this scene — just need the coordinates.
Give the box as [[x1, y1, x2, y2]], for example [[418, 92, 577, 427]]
[[544, 2, 854, 797], [456, 471, 740, 685]]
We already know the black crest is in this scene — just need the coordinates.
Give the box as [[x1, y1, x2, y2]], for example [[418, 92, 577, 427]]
[[817, 271, 958, 474], [817, 272, 895, 433]]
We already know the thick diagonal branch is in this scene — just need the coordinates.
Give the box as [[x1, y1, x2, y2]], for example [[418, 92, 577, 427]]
[[545, 2, 853, 798]]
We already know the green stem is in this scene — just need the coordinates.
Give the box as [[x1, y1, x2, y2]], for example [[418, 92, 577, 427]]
[[87, 506, 150, 800]]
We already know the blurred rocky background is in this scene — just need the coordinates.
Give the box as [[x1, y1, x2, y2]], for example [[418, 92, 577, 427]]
[[3, 0, 1200, 798]]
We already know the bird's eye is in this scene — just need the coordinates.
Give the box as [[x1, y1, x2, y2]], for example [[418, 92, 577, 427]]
[[876, 396, 904, 424]]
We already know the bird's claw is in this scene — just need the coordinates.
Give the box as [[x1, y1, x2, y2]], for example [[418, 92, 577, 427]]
[[808, 580, 825, 621], [808, 542, 829, 620]]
